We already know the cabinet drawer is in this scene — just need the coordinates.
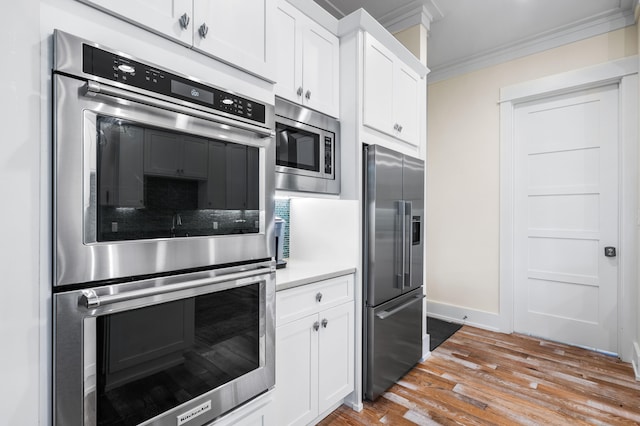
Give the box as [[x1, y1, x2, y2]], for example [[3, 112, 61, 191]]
[[276, 274, 353, 326]]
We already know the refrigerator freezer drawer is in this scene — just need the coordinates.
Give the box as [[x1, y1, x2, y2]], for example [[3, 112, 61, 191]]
[[365, 288, 424, 400]]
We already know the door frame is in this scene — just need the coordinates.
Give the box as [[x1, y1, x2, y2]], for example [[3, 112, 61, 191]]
[[498, 56, 638, 362]]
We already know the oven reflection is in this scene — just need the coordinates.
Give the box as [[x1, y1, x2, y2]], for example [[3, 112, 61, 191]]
[[95, 285, 260, 426]]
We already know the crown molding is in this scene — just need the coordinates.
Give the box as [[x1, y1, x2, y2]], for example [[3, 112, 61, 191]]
[[378, 0, 443, 33], [428, 7, 636, 83], [338, 8, 429, 77]]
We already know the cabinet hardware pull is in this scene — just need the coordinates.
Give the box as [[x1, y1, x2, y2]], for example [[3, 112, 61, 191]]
[[297, 87, 303, 96], [305, 90, 311, 100], [199, 23, 209, 39], [321, 318, 328, 328], [316, 292, 323, 302], [313, 321, 320, 331], [179, 13, 190, 30], [398, 124, 403, 132]]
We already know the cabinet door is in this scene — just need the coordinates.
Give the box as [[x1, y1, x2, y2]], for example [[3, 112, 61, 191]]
[[144, 130, 182, 177], [275, 315, 319, 426], [78, 0, 192, 45], [246, 146, 260, 210], [200, 141, 227, 209], [318, 302, 354, 414], [302, 24, 339, 117], [275, 0, 303, 104], [193, 0, 276, 81], [393, 65, 421, 146], [363, 34, 394, 135], [225, 144, 249, 209], [117, 125, 145, 207], [181, 136, 208, 179]]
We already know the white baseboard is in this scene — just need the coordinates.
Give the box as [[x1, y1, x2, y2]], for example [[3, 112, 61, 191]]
[[632, 342, 640, 381], [427, 300, 508, 333], [421, 333, 431, 361]]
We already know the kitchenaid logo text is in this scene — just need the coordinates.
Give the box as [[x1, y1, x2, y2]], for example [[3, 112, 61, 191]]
[[176, 400, 211, 425]]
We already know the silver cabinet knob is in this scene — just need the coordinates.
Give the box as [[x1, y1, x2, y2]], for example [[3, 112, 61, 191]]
[[297, 87, 303, 97], [398, 124, 403, 132], [199, 23, 209, 39], [313, 321, 320, 331], [305, 90, 311, 100], [316, 292, 323, 302], [321, 318, 328, 328], [179, 13, 190, 30], [393, 123, 399, 131]]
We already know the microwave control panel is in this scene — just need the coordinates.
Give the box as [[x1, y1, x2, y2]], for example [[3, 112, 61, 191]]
[[324, 136, 333, 175], [81, 44, 266, 124]]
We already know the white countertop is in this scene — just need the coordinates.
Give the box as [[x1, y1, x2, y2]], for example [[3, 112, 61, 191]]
[[275, 259, 356, 292]]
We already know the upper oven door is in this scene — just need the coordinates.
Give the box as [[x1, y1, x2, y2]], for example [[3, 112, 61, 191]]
[[54, 74, 275, 287]]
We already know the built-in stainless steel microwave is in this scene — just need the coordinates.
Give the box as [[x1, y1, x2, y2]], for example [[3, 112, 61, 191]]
[[275, 98, 340, 194]]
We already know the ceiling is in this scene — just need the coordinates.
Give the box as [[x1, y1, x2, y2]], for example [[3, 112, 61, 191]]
[[313, 0, 637, 80]]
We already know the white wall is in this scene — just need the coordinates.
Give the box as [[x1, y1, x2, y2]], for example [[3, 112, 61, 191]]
[[427, 26, 638, 320], [0, 1, 43, 424]]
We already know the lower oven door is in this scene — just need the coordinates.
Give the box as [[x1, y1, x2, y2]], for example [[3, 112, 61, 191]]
[[53, 262, 275, 426]]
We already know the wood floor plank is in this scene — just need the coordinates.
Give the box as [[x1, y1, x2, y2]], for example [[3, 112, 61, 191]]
[[318, 326, 640, 426]]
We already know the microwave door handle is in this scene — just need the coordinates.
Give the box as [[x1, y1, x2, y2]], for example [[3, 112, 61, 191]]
[[80, 267, 272, 309]]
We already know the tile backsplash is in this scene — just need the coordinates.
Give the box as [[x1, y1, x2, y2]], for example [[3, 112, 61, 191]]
[[275, 199, 290, 258]]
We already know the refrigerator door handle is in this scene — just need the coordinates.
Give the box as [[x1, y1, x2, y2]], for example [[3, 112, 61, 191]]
[[375, 293, 425, 320], [404, 201, 412, 289], [396, 201, 406, 289]]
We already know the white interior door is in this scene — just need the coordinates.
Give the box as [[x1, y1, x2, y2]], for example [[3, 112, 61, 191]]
[[513, 84, 619, 353]]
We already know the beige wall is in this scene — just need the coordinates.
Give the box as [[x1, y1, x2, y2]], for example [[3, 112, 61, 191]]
[[393, 24, 427, 66], [427, 26, 638, 314]]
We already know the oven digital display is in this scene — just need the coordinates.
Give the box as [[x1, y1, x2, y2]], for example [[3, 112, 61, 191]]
[[171, 80, 214, 104]]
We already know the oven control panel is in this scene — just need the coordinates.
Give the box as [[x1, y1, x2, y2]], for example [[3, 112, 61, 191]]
[[81, 44, 266, 124]]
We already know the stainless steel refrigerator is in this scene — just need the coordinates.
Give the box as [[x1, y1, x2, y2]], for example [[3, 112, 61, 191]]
[[363, 144, 425, 400]]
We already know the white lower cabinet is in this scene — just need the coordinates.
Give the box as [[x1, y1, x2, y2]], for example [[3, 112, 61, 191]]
[[274, 275, 355, 426]]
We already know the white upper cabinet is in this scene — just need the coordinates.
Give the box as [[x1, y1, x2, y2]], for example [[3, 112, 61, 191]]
[[77, 0, 276, 81], [193, 0, 276, 81], [275, 0, 339, 117], [77, 0, 193, 45], [363, 33, 421, 147]]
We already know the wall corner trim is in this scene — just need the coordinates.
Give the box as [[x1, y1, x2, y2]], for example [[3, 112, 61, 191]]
[[633, 342, 640, 380]]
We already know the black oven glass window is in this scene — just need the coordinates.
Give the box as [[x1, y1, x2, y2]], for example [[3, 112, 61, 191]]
[[95, 116, 260, 242], [95, 284, 261, 426], [275, 123, 320, 172]]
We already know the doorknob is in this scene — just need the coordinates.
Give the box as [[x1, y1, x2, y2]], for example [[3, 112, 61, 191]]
[[604, 246, 617, 257]]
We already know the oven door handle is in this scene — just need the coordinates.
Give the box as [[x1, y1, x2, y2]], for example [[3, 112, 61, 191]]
[[83, 80, 275, 138], [80, 267, 273, 309]]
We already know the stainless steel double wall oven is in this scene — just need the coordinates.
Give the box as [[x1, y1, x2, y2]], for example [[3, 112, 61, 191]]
[[52, 30, 276, 426]]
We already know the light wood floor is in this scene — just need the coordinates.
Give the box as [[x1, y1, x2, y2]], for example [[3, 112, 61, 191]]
[[320, 326, 640, 425]]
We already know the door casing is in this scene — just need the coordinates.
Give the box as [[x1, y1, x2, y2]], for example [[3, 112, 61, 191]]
[[499, 56, 638, 362]]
